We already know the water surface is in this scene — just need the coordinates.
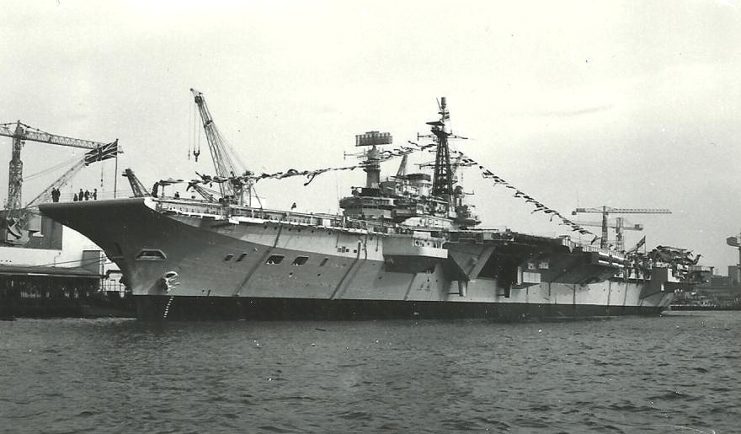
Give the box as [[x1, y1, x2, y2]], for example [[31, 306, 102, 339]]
[[1, 311, 738, 433]]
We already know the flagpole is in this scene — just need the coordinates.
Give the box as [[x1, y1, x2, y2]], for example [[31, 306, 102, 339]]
[[113, 139, 119, 199]]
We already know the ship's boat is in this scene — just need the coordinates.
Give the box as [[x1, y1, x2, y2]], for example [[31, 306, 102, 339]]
[[39, 95, 699, 320]]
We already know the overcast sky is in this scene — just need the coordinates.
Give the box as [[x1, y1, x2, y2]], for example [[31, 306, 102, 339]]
[[2, 0, 740, 272]]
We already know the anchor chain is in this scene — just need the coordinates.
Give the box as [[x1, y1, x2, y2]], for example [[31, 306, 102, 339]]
[[163, 295, 175, 319]]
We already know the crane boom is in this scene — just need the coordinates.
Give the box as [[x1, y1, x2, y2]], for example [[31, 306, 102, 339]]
[[25, 159, 88, 208], [122, 168, 151, 198], [190, 88, 245, 201], [573, 206, 671, 214], [0, 122, 104, 150]]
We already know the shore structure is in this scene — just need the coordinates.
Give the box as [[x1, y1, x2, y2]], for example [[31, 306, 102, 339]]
[[0, 123, 130, 319]]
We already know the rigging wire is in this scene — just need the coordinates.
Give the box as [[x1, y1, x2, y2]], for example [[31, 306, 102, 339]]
[[23, 155, 80, 181]]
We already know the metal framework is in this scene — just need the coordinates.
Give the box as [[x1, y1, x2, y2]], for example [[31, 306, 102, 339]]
[[573, 206, 671, 250], [0, 121, 109, 216], [190, 88, 247, 202], [122, 168, 151, 198]]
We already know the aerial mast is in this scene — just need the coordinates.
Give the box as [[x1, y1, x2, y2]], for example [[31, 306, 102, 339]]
[[430, 97, 454, 198]]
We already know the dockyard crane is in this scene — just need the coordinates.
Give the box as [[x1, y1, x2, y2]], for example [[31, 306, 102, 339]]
[[572, 206, 671, 250], [0, 121, 114, 216], [190, 88, 250, 204], [571, 218, 644, 250]]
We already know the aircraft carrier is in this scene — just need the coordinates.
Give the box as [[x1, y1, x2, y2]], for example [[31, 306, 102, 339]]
[[39, 93, 703, 320]]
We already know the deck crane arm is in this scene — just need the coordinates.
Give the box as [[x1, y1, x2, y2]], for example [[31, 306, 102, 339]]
[[190, 88, 247, 202], [189, 183, 217, 203], [572, 206, 671, 250], [122, 168, 151, 198]]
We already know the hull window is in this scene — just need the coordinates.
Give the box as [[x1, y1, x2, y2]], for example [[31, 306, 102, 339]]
[[266, 255, 285, 265], [224, 254, 234, 261], [236, 253, 247, 262], [319, 258, 329, 267], [292, 256, 309, 266]]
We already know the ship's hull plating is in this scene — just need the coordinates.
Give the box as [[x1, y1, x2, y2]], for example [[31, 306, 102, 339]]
[[135, 296, 668, 321], [40, 199, 675, 321]]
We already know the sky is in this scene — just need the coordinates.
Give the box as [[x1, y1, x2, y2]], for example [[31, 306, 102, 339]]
[[1, 0, 740, 272]]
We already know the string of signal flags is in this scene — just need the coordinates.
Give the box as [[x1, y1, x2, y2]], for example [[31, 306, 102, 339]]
[[182, 140, 596, 239]]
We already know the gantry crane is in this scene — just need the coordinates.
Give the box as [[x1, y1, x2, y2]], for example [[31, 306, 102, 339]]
[[0, 121, 112, 216], [571, 218, 644, 250], [572, 206, 671, 250], [190, 88, 250, 204]]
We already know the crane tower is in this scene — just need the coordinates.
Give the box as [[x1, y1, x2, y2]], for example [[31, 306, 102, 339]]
[[572, 206, 671, 250], [0, 121, 114, 216]]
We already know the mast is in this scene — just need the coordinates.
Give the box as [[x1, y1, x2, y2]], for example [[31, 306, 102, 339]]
[[430, 97, 454, 198]]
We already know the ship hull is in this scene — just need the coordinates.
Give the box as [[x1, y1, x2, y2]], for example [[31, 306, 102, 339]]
[[135, 295, 668, 321], [39, 199, 675, 321]]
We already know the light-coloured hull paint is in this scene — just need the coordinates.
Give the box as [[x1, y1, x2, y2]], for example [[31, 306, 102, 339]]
[[39, 198, 674, 319]]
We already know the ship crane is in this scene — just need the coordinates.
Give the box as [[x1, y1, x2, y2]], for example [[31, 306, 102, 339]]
[[572, 206, 671, 251], [122, 168, 151, 198], [190, 88, 251, 205], [0, 121, 113, 216]]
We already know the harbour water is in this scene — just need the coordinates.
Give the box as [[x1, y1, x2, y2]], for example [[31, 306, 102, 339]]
[[1, 311, 738, 433]]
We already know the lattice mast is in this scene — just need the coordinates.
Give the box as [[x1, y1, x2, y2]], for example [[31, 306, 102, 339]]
[[430, 97, 453, 198]]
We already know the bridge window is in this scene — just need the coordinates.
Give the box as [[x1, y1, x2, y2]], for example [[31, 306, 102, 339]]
[[265, 255, 285, 265]]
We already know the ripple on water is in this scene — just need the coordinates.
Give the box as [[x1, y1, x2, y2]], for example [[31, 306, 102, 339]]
[[0, 313, 739, 433]]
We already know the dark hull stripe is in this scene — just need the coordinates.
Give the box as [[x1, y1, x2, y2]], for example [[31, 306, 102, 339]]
[[136, 295, 667, 321]]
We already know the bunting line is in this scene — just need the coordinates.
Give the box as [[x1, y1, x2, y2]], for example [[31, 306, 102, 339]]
[[449, 148, 596, 238], [186, 141, 595, 238]]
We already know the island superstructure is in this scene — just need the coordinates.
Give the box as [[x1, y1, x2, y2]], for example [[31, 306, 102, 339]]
[[39, 93, 703, 320]]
